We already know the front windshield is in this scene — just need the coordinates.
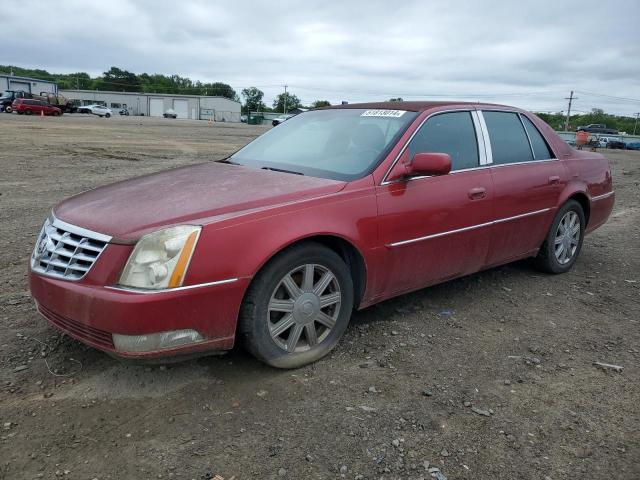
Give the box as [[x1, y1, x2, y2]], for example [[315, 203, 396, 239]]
[[231, 108, 417, 181]]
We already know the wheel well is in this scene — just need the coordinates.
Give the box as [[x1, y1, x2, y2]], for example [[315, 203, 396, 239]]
[[568, 192, 590, 225], [261, 235, 367, 309]]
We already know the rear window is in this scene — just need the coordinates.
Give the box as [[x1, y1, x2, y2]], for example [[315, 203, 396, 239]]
[[483, 111, 533, 165]]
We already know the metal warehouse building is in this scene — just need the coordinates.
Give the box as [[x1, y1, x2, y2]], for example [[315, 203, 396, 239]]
[[61, 89, 241, 122], [1, 74, 57, 95]]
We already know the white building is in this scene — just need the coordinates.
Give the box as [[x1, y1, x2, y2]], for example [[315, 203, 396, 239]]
[[61, 89, 241, 122], [0, 74, 57, 95]]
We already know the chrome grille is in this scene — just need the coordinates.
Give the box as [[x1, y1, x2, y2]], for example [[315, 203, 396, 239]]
[[31, 215, 112, 281]]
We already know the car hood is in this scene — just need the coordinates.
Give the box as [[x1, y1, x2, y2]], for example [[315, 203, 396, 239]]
[[54, 162, 346, 243]]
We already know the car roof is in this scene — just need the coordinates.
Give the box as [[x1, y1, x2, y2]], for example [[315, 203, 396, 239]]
[[327, 101, 512, 112]]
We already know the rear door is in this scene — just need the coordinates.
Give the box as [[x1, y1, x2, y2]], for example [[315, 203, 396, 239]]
[[375, 110, 494, 296], [481, 110, 564, 267], [30, 100, 43, 113]]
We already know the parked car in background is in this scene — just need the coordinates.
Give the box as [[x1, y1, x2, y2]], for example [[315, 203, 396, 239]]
[[29, 102, 614, 369], [272, 114, 295, 126], [600, 137, 626, 149], [163, 109, 177, 119], [625, 141, 640, 150], [577, 123, 618, 134], [240, 114, 248, 123], [78, 104, 112, 117], [119, 108, 129, 116], [12, 98, 62, 116]]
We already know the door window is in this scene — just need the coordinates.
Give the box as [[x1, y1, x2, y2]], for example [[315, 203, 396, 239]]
[[408, 111, 479, 171], [520, 115, 553, 160], [483, 111, 534, 164]]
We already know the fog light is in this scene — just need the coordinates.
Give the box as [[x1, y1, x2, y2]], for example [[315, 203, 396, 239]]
[[112, 329, 204, 353]]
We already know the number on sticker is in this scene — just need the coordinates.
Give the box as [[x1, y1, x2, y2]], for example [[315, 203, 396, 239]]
[[361, 110, 406, 118]]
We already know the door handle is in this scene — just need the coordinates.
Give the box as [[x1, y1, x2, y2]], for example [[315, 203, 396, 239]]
[[468, 187, 486, 200], [548, 175, 560, 185]]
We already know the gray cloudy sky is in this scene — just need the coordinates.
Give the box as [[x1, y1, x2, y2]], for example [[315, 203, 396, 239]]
[[2, 0, 639, 115]]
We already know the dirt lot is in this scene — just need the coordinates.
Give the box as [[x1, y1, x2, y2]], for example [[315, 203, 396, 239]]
[[0, 113, 638, 480]]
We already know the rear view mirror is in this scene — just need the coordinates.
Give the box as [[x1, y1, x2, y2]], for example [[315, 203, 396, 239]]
[[407, 152, 451, 177]]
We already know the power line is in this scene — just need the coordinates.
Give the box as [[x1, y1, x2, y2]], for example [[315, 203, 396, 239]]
[[575, 91, 640, 103]]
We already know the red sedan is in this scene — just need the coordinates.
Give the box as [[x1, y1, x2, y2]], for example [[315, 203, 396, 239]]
[[29, 101, 614, 368], [13, 98, 62, 116]]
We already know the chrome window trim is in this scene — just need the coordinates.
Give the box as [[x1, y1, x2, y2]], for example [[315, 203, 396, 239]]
[[591, 191, 614, 202], [105, 278, 240, 294], [380, 108, 482, 185], [387, 208, 550, 248], [518, 113, 536, 160], [470, 110, 489, 165], [476, 110, 493, 164], [489, 158, 559, 169]]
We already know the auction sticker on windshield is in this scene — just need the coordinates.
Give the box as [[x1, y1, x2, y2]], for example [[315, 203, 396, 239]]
[[361, 109, 406, 117]]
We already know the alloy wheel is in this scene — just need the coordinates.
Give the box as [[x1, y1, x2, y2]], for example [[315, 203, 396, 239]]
[[267, 264, 341, 353], [554, 211, 580, 265]]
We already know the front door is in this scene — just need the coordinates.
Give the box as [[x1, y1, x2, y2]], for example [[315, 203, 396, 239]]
[[375, 110, 494, 298]]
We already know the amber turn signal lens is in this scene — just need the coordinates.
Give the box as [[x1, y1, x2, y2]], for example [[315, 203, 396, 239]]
[[168, 230, 199, 288]]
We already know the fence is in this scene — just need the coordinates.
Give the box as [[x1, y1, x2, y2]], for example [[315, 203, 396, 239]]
[[199, 109, 241, 123]]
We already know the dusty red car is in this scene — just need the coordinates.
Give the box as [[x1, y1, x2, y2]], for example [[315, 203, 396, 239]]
[[13, 98, 62, 116], [29, 102, 614, 368]]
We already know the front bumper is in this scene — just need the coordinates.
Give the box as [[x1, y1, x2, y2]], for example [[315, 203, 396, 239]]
[[29, 270, 250, 359]]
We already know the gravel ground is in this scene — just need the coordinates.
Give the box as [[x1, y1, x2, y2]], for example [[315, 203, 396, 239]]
[[0, 113, 638, 480]]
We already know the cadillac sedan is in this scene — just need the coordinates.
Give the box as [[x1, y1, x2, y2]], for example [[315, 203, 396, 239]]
[[29, 102, 614, 368]]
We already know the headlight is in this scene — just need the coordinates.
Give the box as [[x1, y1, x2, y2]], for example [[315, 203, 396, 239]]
[[118, 225, 201, 290]]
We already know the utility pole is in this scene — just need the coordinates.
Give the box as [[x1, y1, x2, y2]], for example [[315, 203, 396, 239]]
[[283, 85, 288, 114], [564, 91, 577, 131], [634, 112, 640, 136]]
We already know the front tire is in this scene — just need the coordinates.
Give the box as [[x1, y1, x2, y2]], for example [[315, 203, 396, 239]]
[[105, 113, 111, 118], [4, 105, 12, 113], [239, 242, 354, 368], [534, 200, 585, 274]]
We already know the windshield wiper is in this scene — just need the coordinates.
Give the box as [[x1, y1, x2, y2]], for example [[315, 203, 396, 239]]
[[217, 157, 239, 165], [262, 166, 304, 176]]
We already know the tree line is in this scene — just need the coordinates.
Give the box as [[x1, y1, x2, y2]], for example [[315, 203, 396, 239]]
[[536, 109, 638, 134], [0, 65, 332, 114]]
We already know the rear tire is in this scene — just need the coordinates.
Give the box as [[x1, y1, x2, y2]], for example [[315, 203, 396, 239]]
[[4, 105, 12, 113], [239, 242, 354, 368], [25, 109, 32, 115], [534, 200, 585, 274]]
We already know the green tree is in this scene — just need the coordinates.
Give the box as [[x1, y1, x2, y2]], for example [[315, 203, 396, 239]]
[[201, 82, 238, 100], [94, 66, 141, 91], [273, 92, 301, 113], [241, 87, 266, 113], [312, 100, 331, 108]]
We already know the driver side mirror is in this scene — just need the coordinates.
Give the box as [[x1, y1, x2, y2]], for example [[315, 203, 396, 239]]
[[406, 152, 451, 177]]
